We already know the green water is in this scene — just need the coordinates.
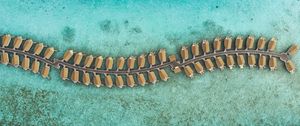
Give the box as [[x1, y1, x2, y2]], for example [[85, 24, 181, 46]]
[[0, 0, 300, 125]]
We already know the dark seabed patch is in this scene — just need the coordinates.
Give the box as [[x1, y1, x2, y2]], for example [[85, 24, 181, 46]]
[[165, 20, 230, 48], [124, 41, 130, 46], [271, 21, 290, 33], [165, 33, 183, 46], [201, 20, 229, 38], [99, 20, 120, 34], [61, 26, 76, 43], [190, 20, 229, 38], [129, 27, 142, 34], [124, 20, 129, 28], [0, 86, 63, 125], [144, 111, 172, 125]]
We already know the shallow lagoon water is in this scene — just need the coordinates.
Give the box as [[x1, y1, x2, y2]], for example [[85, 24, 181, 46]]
[[0, 0, 300, 125]]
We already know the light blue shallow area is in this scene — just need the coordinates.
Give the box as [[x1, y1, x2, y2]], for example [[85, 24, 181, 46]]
[[0, 0, 300, 125]]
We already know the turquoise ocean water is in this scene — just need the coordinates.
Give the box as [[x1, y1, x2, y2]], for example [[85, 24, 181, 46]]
[[0, 0, 300, 125]]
